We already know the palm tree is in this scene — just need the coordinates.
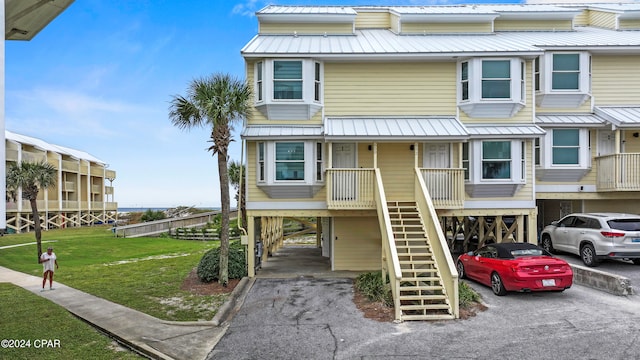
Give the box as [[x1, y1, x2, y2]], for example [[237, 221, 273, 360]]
[[228, 160, 247, 230], [6, 161, 57, 262], [169, 73, 251, 286]]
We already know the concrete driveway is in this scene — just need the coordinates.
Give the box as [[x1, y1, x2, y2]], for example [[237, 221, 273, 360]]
[[209, 277, 640, 360]]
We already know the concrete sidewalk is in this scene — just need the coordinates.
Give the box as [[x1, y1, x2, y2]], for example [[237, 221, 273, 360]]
[[0, 266, 251, 360]]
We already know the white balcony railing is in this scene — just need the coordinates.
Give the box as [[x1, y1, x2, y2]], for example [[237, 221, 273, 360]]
[[326, 168, 376, 209], [419, 168, 465, 209], [596, 153, 640, 191]]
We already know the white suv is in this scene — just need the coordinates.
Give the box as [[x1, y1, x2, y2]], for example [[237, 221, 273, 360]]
[[540, 213, 640, 267]]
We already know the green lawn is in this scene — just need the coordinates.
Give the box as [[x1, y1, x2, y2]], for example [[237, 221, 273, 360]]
[[0, 226, 226, 321], [0, 283, 142, 360]]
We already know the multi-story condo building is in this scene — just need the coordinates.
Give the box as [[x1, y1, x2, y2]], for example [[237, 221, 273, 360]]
[[5, 130, 117, 233], [240, 3, 640, 320]]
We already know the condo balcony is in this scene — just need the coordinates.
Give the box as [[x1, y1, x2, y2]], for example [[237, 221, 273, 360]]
[[596, 153, 640, 191]]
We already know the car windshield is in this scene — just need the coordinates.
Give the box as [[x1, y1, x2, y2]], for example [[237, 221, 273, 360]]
[[607, 219, 640, 231], [510, 249, 545, 257]]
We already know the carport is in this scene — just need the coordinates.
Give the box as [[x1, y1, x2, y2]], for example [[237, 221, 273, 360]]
[[256, 245, 361, 279]]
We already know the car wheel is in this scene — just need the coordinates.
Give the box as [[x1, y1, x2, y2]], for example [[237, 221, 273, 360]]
[[491, 272, 507, 296], [540, 235, 555, 254], [580, 244, 599, 267], [456, 261, 466, 279], [632, 259, 640, 265]]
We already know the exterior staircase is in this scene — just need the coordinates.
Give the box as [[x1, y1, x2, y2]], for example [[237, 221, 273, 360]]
[[387, 201, 454, 320]]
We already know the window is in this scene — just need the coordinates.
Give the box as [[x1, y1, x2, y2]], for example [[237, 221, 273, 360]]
[[273, 61, 302, 99], [552, 54, 579, 90], [316, 142, 323, 181], [552, 129, 579, 165], [256, 62, 263, 102], [482, 141, 511, 179], [520, 61, 526, 103], [482, 60, 510, 99], [461, 62, 469, 101], [462, 142, 469, 180], [534, 137, 540, 166], [275, 142, 305, 181], [534, 57, 540, 91], [314, 62, 321, 102], [521, 141, 526, 181], [258, 142, 265, 182]]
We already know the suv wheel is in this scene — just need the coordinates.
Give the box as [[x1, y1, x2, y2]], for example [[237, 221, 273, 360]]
[[540, 236, 555, 254], [580, 244, 599, 267]]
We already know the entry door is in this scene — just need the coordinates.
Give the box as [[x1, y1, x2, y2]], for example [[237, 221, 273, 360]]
[[598, 130, 616, 156], [332, 143, 356, 200], [423, 143, 451, 199]]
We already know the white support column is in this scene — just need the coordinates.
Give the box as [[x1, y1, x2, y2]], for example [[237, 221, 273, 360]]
[[247, 215, 255, 277]]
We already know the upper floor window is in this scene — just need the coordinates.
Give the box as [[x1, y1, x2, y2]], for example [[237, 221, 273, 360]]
[[458, 58, 526, 118], [552, 54, 579, 90], [534, 57, 540, 91], [482, 60, 511, 99], [256, 62, 263, 102], [258, 142, 265, 182], [462, 142, 469, 180], [274, 61, 303, 100], [316, 142, 323, 181], [275, 142, 305, 180], [314, 63, 321, 102], [552, 129, 579, 165]]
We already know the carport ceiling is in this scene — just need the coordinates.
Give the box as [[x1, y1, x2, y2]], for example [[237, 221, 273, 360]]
[[5, 0, 75, 41]]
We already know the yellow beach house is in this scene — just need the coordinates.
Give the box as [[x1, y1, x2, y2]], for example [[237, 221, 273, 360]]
[[240, 3, 640, 320]]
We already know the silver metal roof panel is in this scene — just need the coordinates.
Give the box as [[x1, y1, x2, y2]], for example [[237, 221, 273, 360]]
[[466, 124, 545, 138], [5, 130, 105, 164], [325, 116, 468, 141], [594, 106, 640, 128], [536, 113, 607, 127], [241, 125, 324, 139]]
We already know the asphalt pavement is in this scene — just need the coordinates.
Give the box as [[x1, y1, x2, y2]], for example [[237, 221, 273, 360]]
[[210, 277, 640, 360]]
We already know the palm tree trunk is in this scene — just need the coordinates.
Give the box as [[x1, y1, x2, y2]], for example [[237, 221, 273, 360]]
[[217, 150, 230, 287], [30, 199, 43, 262]]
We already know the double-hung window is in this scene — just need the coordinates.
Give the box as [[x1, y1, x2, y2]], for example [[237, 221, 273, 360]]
[[273, 61, 303, 100], [258, 142, 265, 182], [552, 129, 579, 165], [314, 63, 321, 102], [482, 141, 511, 180], [482, 60, 511, 99], [256, 62, 263, 102], [275, 142, 305, 181], [461, 62, 469, 101], [316, 142, 323, 181], [552, 54, 580, 90], [462, 142, 469, 180]]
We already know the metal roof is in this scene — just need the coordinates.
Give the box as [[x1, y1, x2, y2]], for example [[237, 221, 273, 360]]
[[5, 0, 75, 41], [594, 106, 640, 128], [536, 113, 607, 127], [241, 125, 323, 140], [258, 5, 357, 15], [242, 26, 640, 58], [5, 130, 106, 164], [324, 116, 468, 141], [465, 124, 546, 138]]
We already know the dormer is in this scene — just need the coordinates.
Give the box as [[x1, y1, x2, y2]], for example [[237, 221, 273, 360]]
[[570, 4, 640, 30], [491, 5, 580, 31], [257, 5, 357, 35], [389, 6, 498, 34]]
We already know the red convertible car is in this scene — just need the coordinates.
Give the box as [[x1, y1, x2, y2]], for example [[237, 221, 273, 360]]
[[456, 242, 573, 296]]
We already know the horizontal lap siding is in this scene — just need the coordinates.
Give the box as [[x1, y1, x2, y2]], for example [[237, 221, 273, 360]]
[[535, 102, 592, 114], [573, 11, 589, 26], [378, 143, 415, 201], [259, 22, 353, 34], [589, 10, 617, 30], [324, 62, 456, 116], [355, 11, 390, 29], [592, 55, 640, 104], [333, 217, 381, 271], [401, 22, 492, 34], [620, 19, 640, 30], [494, 20, 572, 31]]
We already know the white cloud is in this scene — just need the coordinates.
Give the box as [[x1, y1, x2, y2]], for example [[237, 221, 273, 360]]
[[232, 0, 262, 17]]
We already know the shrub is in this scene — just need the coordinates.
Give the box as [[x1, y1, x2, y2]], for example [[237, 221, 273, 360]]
[[197, 244, 247, 282], [354, 271, 393, 306], [140, 209, 166, 222], [459, 281, 481, 307]]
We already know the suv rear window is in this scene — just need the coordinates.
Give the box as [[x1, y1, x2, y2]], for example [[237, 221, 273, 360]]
[[607, 219, 640, 231]]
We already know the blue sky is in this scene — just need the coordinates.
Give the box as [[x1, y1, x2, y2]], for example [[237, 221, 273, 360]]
[[5, 0, 521, 208]]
